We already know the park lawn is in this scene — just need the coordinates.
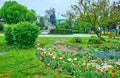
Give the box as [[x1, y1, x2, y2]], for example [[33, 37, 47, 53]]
[[0, 36, 120, 78], [0, 36, 72, 78]]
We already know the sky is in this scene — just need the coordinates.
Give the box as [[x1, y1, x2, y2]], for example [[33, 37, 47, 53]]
[[0, 0, 78, 19], [0, 0, 119, 19]]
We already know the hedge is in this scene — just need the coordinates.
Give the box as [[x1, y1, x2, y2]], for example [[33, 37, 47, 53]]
[[49, 29, 72, 34]]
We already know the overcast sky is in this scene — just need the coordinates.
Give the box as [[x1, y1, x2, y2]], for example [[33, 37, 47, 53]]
[[0, 0, 78, 18]]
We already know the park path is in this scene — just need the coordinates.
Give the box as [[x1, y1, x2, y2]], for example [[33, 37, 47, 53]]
[[0, 33, 95, 37], [39, 34, 95, 37]]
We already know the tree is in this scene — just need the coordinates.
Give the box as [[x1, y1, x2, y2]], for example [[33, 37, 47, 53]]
[[45, 8, 56, 26], [36, 16, 45, 29], [67, 0, 112, 40], [99, 0, 120, 34], [0, 1, 37, 24]]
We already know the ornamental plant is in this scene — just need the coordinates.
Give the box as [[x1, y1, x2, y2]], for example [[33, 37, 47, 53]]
[[36, 44, 120, 78], [4, 22, 39, 48], [88, 36, 103, 44]]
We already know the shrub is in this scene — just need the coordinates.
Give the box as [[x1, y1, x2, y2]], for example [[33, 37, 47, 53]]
[[72, 30, 80, 33], [49, 29, 72, 34], [0, 22, 3, 31], [72, 30, 87, 34], [4, 22, 39, 48], [88, 36, 103, 44], [4, 25, 14, 45], [71, 37, 82, 43]]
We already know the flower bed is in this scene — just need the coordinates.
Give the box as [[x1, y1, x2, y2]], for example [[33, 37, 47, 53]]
[[36, 45, 120, 78]]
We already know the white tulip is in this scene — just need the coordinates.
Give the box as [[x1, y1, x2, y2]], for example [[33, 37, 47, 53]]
[[73, 58, 77, 61], [53, 56, 56, 59], [67, 58, 72, 61], [59, 57, 63, 60]]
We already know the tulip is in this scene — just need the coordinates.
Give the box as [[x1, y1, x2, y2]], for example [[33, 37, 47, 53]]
[[94, 72, 97, 75], [39, 52, 43, 56], [105, 70, 109, 73], [111, 76, 115, 78], [101, 73, 105, 78], [83, 68, 87, 72], [73, 68, 76, 71], [97, 68, 101, 72], [38, 47, 42, 50], [73, 58, 77, 61], [112, 69, 116, 73]]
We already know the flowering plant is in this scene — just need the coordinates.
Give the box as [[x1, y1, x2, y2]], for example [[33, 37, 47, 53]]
[[36, 44, 120, 77]]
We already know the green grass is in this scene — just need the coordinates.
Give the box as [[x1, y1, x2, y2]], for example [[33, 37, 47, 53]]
[[0, 36, 120, 78], [0, 36, 72, 78], [0, 49, 71, 78]]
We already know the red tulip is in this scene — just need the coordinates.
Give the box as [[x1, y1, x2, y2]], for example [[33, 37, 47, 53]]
[[111, 76, 115, 78], [105, 70, 109, 73], [73, 68, 76, 71], [101, 73, 105, 78], [83, 68, 87, 72], [112, 69, 116, 73], [94, 72, 97, 75]]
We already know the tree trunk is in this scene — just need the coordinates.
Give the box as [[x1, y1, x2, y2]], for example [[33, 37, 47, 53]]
[[93, 25, 106, 41], [95, 31, 106, 41]]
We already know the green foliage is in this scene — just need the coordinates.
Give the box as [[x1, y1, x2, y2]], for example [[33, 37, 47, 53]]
[[88, 36, 103, 44], [4, 22, 39, 48], [36, 16, 45, 29], [0, 1, 37, 24], [67, 0, 114, 36], [71, 37, 82, 43], [0, 22, 3, 31], [72, 30, 87, 34], [4, 25, 14, 45], [49, 29, 72, 34], [100, 40, 120, 51], [75, 21, 92, 32], [0, 36, 120, 78]]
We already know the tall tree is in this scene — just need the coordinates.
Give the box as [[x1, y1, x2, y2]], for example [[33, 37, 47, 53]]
[[36, 16, 45, 29], [0, 1, 37, 24], [45, 8, 56, 26], [100, 0, 120, 30], [68, 0, 111, 40]]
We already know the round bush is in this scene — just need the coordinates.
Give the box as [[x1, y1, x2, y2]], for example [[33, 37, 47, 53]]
[[4, 22, 39, 48], [4, 25, 14, 45]]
